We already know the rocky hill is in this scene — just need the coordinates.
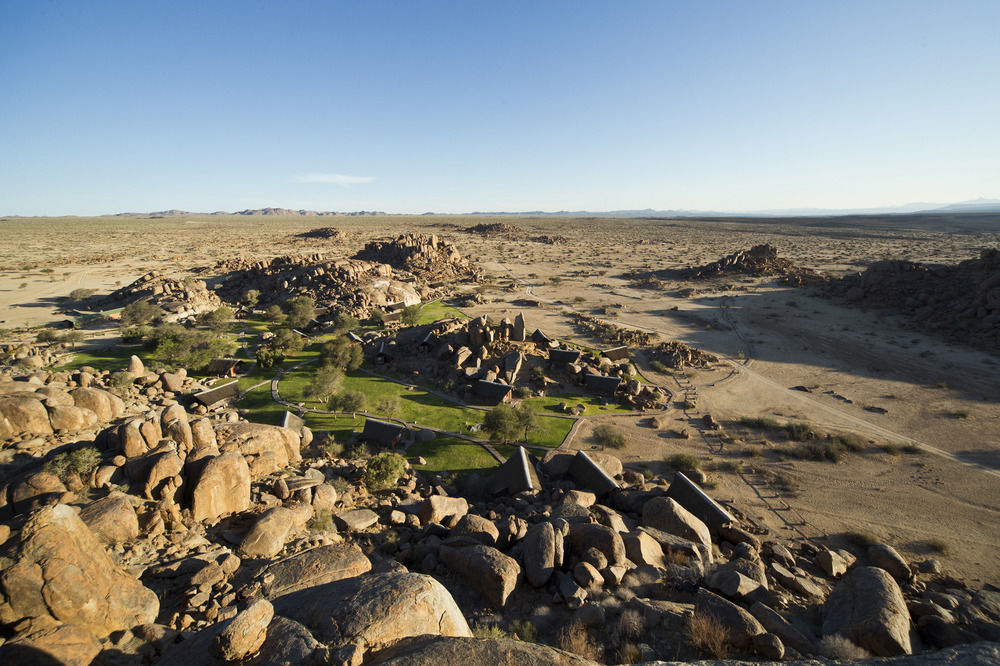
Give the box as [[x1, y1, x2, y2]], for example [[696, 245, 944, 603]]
[[354, 233, 484, 282], [96, 272, 223, 319], [824, 248, 1000, 351], [686, 244, 824, 286]]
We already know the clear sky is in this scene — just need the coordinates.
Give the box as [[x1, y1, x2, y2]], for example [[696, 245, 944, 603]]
[[1, 1, 997, 215]]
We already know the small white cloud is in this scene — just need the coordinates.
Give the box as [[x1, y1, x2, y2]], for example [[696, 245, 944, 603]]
[[297, 172, 376, 185]]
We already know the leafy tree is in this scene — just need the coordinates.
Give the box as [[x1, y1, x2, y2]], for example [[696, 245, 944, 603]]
[[363, 452, 407, 491], [198, 306, 234, 332], [265, 304, 286, 323], [304, 365, 343, 402], [150, 323, 235, 371], [320, 336, 363, 371], [328, 390, 366, 413], [273, 328, 306, 354], [242, 289, 260, 308], [60, 330, 84, 347], [256, 347, 282, 369], [120, 300, 163, 327], [484, 404, 538, 442], [36, 328, 61, 343], [330, 312, 359, 335], [401, 304, 422, 326], [374, 395, 401, 418], [284, 296, 316, 329]]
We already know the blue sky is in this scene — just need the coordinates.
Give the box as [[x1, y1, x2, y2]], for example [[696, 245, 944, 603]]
[[1, 1, 997, 215]]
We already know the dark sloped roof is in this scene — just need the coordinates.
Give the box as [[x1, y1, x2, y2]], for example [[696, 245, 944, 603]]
[[361, 418, 405, 445], [549, 349, 581, 365], [476, 379, 513, 403], [206, 358, 241, 374], [192, 380, 240, 407], [491, 446, 542, 495], [584, 373, 621, 394], [601, 346, 630, 361]]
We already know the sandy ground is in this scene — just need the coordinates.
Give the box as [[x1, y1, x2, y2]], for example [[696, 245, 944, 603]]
[[2, 213, 998, 583]]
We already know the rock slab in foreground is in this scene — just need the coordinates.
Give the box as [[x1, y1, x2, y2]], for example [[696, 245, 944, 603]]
[[823, 565, 912, 657]]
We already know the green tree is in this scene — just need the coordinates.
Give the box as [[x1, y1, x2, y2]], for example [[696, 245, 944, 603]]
[[363, 452, 407, 491], [330, 312, 359, 335], [36, 328, 61, 343], [304, 365, 343, 402], [320, 336, 363, 371], [120, 300, 163, 327], [242, 289, 261, 308], [329, 390, 366, 413], [60, 330, 84, 347], [483, 404, 521, 443], [284, 296, 316, 329], [256, 347, 282, 369], [514, 403, 538, 441], [269, 328, 306, 355], [265, 304, 286, 323], [198, 306, 234, 332], [150, 324, 236, 371], [401, 304, 421, 326], [374, 395, 401, 418]]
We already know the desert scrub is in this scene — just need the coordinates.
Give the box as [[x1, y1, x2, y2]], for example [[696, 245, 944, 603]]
[[667, 452, 701, 472], [687, 613, 729, 658], [902, 443, 923, 454], [846, 531, 878, 548], [472, 623, 510, 639], [593, 424, 626, 449], [508, 619, 537, 642], [363, 452, 407, 491], [558, 622, 602, 661], [44, 445, 102, 483], [926, 538, 949, 554], [309, 509, 335, 532]]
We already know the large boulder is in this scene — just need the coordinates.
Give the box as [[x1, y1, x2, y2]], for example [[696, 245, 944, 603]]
[[439, 544, 520, 607], [368, 635, 600, 665], [869, 544, 913, 583], [417, 495, 468, 525], [239, 507, 300, 559], [0, 504, 158, 636], [822, 566, 912, 656], [623, 530, 666, 569], [523, 522, 557, 587], [213, 598, 273, 661], [567, 523, 626, 566], [214, 423, 301, 477], [69, 387, 123, 423], [254, 543, 372, 598], [641, 497, 711, 550], [272, 572, 471, 655], [0, 623, 102, 666], [190, 452, 251, 523], [79, 494, 139, 545], [0, 395, 53, 437], [46, 405, 98, 432], [694, 588, 765, 649]]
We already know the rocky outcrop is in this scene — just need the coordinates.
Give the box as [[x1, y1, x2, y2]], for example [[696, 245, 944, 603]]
[[78, 493, 139, 545], [190, 452, 251, 523], [440, 544, 521, 607], [823, 566, 913, 656], [0, 504, 158, 636], [368, 634, 600, 665]]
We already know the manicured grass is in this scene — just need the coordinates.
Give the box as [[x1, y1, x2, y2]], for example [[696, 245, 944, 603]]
[[408, 435, 499, 473], [302, 413, 365, 441], [278, 368, 486, 435], [523, 415, 573, 448], [235, 385, 287, 426], [524, 393, 633, 415], [55, 344, 143, 372], [415, 300, 470, 326]]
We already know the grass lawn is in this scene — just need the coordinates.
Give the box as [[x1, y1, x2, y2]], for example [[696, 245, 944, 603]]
[[235, 385, 287, 426], [277, 368, 486, 435], [415, 300, 470, 326], [525, 416, 574, 448], [301, 413, 365, 441], [55, 343, 144, 372], [408, 435, 499, 473], [524, 393, 633, 416]]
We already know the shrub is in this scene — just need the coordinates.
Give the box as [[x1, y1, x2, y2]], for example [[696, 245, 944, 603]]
[[120, 300, 163, 327], [44, 446, 102, 483], [401, 304, 421, 326], [821, 634, 870, 659], [926, 538, 949, 554], [264, 304, 285, 323], [320, 336, 363, 371], [68, 288, 97, 301], [785, 421, 815, 441], [320, 438, 345, 458], [309, 509, 335, 532], [832, 433, 866, 452], [121, 325, 152, 343], [508, 619, 537, 643], [109, 371, 134, 389], [739, 416, 782, 430], [649, 360, 667, 373], [331, 476, 351, 494], [881, 443, 900, 456], [846, 531, 878, 548], [328, 390, 366, 413], [558, 622, 601, 661], [363, 452, 407, 491], [687, 613, 729, 658], [593, 424, 626, 449], [36, 328, 61, 343], [667, 453, 701, 472], [902, 443, 923, 454], [471, 623, 509, 639]]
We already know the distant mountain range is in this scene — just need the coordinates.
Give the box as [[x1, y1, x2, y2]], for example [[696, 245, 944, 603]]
[[95, 197, 1000, 219]]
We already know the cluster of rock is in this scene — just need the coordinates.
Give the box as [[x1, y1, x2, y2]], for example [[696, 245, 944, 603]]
[[216, 254, 423, 319], [0, 341, 61, 372], [651, 340, 720, 369], [531, 234, 569, 244], [570, 312, 655, 347], [293, 227, 342, 239], [462, 222, 526, 239], [98, 271, 223, 319], [0, 379, 123, 440], [354, 233, 483, 282], [825, 248, 1000, 350], [686, 244, 823, 286]]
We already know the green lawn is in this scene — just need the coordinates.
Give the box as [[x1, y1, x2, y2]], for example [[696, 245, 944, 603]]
[[523, 393, 633, 416], [525, 415, 574, 448], [301, 413, 365, 441], [56, 344, 143, 372], [235, 385, 287, 426], [415, 300, 470, 326], [408, 435, 499, 473]]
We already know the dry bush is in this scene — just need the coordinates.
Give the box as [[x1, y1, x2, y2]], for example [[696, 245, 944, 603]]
[[615, 608, 644, 640], [664, 547, 689, 566], [820, 634, 870, 659], [617, 641, 643, 664], [687, 613, 729, 658], [559, 621, 602, 661]]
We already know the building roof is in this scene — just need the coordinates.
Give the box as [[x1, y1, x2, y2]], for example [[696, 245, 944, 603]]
[[549, 348, 582, 365], [475, 379, 513, 404], [206, 358, 241, 375], [491, 446, 542, 495], [584, 373, 622, 394], [601, 346, 630, 361], [192, 380, 240, 407], [282, 411, 304, 432], [361, 418, 406, 445]]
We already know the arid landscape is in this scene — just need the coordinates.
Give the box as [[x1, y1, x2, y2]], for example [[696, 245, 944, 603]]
[[0, 213, 998, 664]]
